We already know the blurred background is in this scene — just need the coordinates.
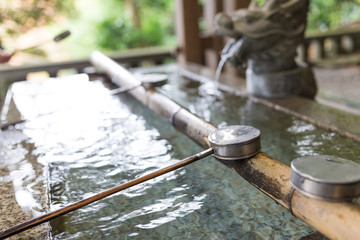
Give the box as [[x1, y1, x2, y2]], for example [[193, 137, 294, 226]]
[[0, 0, 175, 65]]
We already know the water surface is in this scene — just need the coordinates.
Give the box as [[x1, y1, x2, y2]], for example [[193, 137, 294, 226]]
[[1, 68, 360, 239]]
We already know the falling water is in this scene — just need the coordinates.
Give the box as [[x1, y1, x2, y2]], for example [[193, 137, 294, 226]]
[[215, 57, 227, 84], [214, 38, 245, 84]]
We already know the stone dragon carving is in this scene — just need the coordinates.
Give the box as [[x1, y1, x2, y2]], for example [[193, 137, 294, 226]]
[[215, 0, 317, 98]]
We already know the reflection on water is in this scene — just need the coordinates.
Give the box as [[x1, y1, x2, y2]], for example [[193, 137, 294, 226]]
[[164, 73, 360, 164], [1, 68, 360, 239]]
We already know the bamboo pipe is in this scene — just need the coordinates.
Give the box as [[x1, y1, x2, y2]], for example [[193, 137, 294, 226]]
[[0, 148, 214, 239], [90, 51, 360, 240]]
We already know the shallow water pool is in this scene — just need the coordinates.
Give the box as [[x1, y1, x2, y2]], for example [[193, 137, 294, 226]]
[[1, 66, 360, 239]]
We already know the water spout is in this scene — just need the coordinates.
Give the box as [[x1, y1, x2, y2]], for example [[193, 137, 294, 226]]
[[214, 57, 226, 84], [215, 38, 248, 83]]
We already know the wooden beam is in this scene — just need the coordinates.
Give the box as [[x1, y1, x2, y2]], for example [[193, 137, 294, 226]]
[[221, 0, 250, 77], [223, 0, 251, 14], [175, 0, 203, 65], [204, 0, 223, 33], [203, 0, 223, 69]]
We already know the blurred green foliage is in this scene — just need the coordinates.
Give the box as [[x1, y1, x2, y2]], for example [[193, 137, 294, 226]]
[[307, 0, 360, 30], [95, 0, 175, 51], [253, 0, 360, 31], [0, 0, 175, 58]]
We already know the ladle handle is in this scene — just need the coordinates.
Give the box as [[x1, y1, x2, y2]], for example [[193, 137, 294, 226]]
[[13, 30, 71, 53], [53, 30, 71, 42], [0, 148, 214, 239]]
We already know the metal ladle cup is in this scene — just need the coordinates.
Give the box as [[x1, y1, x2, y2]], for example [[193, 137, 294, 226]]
[[209, 125, 261, 160], [0, 125, 261, 239], [291, 155, 360, 202]]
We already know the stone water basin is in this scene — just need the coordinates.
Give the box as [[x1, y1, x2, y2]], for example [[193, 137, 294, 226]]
[[0, 65, 359, 239]]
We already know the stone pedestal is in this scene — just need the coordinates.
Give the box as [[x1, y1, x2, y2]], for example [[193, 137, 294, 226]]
[[246, 63, 317, 99]]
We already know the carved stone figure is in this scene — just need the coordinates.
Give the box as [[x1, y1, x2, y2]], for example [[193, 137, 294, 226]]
[[215, 0, 317, 99]]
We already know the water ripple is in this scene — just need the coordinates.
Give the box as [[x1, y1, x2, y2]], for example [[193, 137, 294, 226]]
[[2, 72, 360, 239]]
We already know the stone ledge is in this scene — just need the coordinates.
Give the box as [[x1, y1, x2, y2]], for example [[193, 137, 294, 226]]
[[179, 63, 360, 143]]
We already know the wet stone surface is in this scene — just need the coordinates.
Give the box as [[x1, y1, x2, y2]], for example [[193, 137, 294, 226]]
[[0, 130, 50, 240]]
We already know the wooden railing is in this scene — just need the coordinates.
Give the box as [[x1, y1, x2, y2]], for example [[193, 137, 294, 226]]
[[298, 27, 360, 66], [0, 46, 174, 112], [0, 46, 174, 82]]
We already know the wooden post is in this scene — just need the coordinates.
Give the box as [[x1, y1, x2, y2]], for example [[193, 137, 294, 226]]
[[175, 0, 203, 65], [223, 0, 250, 14], [222, 0, 250, 77], [175, 0, 250, 77], [203, 0, 223, 70]]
